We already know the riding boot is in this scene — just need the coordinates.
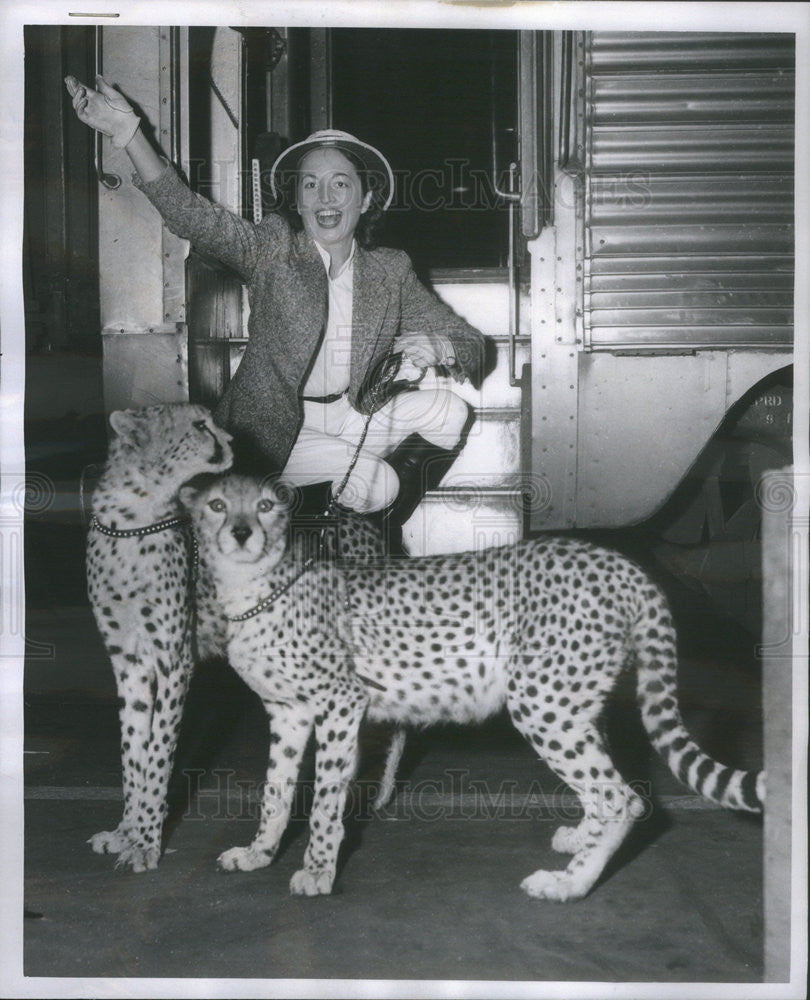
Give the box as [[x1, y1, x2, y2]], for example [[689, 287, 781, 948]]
[[286, 481, 337, 561], [382, 433, 461, 555], [287, 482, 387, 563]]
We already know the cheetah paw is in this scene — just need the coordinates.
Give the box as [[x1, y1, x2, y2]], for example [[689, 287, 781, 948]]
[[114, 844, 160, 873], [520, 868, 584, 902], [217, 846, 272, 872], [88, 828, 133, 855], [289, 868, 334, 896], [551, 824, 587, 854]]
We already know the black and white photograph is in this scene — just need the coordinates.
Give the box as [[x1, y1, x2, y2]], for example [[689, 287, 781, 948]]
[[1, 1, 808, 997]]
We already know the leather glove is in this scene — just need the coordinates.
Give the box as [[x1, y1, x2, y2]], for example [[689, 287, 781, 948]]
[[64, 74, 140, 149]]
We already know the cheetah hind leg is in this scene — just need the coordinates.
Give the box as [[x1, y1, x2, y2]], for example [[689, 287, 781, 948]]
[[510, 708, 645, 901], [373, 727, 407, 810], [550, 818, 590, 855]]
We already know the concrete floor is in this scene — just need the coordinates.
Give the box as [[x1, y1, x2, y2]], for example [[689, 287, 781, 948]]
[[21, 558, 766, 988]]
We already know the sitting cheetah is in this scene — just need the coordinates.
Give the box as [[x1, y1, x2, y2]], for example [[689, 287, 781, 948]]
[[87, 404, 232, 871], [182, 473, 764, 901]]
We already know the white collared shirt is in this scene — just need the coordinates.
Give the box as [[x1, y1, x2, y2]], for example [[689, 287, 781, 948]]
[[302, 241, 355, 398]]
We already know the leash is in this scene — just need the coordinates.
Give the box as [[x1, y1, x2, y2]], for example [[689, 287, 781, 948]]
[[323, 351, 425, 515], [225, 553, 387, 692], [227, 556, 316, 622]]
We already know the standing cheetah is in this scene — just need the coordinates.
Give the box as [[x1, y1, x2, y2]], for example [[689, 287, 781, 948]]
[[182, 473, 764, 901], [87, 404, 232, 871]]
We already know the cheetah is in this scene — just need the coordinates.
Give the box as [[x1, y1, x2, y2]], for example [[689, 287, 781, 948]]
[[182, 473, 764, 901], [87, 404, 232, 871]]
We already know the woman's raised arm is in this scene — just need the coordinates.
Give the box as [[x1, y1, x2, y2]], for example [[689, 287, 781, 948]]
[[65, 74, 164, 182], [63, 74, 276, 280]]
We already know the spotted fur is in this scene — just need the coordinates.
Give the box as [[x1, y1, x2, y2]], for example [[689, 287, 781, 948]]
[[87, 404, 232, 871], [184, 474, 764, 900]]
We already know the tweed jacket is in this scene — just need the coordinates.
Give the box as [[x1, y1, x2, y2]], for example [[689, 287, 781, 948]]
[[133, 165, 486, 470]]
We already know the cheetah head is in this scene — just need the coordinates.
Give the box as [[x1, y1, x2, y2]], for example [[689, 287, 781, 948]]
[[181, 474, 289, 567], [109, 404, 233, 481]]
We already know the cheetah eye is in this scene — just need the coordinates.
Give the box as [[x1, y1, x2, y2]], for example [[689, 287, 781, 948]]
[[256, 498, 275, 513], [207, 498, 227, 512], [193, 419, 208, 432]]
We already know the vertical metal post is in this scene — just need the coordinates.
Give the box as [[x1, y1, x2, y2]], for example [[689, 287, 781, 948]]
[[93, 27, 121, 190], [309, 29, 331, 131], [158, 26, 188, 328], [760, 466, 798, 983]]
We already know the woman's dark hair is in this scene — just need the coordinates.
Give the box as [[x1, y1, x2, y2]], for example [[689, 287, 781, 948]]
[[273, 146, 387, 249]]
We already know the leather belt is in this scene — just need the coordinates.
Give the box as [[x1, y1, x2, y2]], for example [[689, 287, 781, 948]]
[[301, 389, 348, 404]]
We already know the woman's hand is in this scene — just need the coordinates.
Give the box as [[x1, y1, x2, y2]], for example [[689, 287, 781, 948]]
[[64, 74, 140, 149], [397, 331, 456, 370]]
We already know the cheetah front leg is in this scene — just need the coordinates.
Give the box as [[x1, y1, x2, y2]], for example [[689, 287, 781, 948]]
[[90, 639, 193, 873], [218, 700, 313, 873], [116, 646, 194, 872], [290, 684, 367, 896], [88, 653, 154, 863]]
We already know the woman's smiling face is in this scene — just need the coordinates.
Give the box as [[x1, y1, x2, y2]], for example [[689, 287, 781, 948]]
[[296, 147, 372, 253]]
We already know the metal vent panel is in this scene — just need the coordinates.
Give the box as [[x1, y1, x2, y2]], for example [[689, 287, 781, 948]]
[[583, 31, 794, 350]]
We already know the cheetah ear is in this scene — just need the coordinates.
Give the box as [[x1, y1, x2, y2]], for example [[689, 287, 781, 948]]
[[178, 484, 199, 511], [109, 408, 148, 447]]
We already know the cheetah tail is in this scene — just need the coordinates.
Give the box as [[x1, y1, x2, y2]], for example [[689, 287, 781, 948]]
[[632, 601, 764, 814]]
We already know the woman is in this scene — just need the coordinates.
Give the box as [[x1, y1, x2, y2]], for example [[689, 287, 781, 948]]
[[65, 74, 486, 529]]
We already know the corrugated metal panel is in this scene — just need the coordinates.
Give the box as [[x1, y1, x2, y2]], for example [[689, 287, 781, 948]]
[[583, 32, 794, 350]]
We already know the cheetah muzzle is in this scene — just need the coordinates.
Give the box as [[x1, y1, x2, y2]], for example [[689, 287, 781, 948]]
[[182, 473, 764, 901]]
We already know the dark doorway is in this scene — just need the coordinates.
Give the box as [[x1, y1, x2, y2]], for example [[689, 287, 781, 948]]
[[331, 28, 518, 276]]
